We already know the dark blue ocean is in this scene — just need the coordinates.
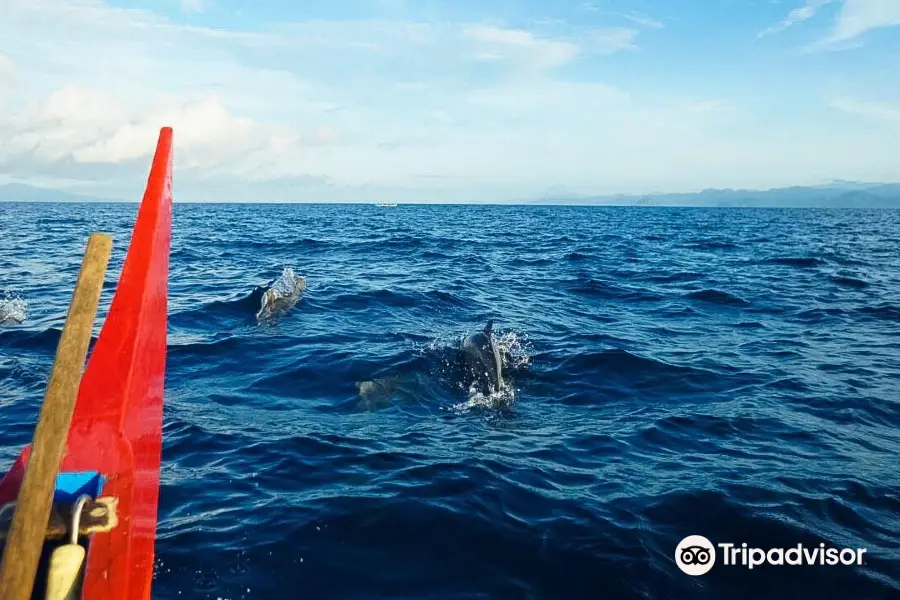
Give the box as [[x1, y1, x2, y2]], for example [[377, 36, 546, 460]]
[[1, 202, 899, 599]]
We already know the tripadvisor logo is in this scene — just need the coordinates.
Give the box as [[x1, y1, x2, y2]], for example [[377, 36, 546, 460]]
[[676, 535, 716, 576], [675, 536, 868, 576]]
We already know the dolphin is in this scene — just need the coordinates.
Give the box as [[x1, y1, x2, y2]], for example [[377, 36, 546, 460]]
[[256, 266, 307, 321], [355, 376, 403, 411], [459, 319, 504, 395]]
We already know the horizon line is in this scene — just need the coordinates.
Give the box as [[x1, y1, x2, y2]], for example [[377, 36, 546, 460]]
[[2, 200, 899, 209]]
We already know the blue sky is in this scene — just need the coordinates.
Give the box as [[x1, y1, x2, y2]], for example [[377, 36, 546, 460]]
[[0, 0, 898, 202]]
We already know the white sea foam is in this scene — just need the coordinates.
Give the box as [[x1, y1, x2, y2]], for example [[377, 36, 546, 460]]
[[0, 291, 27, 325]]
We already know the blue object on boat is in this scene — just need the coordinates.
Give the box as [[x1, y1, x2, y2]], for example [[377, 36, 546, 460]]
[[53, 471, 105, 503]]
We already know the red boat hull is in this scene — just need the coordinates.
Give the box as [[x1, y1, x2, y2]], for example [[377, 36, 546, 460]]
[[0, 127, 173, 600]]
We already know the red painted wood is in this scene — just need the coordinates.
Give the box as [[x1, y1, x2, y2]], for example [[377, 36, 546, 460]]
[[0, 127, 173, 600]]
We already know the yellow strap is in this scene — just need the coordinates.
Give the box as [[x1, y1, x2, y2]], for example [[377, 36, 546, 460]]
[[45, 544, 86, 600]]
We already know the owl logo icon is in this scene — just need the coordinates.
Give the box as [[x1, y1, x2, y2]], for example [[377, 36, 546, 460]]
[[676, 535, 716, 576]]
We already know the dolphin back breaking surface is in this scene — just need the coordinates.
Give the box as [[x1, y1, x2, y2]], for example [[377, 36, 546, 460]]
[[354, 323, 532, 413], [0, 291, 27, 325], [459, 319, 505, 396], [256, 266, 306, 321]]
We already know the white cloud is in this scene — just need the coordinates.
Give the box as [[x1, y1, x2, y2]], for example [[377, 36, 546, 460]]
[[588, 28, 640, 54], [0, 1, 357, 193], [2, 87, 123, 163], [765, 0, 900, 46], [576, 3, 664, 29], [684, 99, 732, 114], [759, 0, 833, 37], [462, 25, 579, 69], [1, 6, 646, 194], [0, 87, 324, 186], [0, 0, 895, 200], [73, 95, 273, 165], [463, 25, 536, 46], [462, 23, 638, 69], [465, 80, 629, 113], [0, 53, 14, 106], [826, 0, 900, 43], [181, 0, 205, 13], [830, 97, 900, 123], [428, 109, 453, 124], [0, 53, 13, 80], [620, 12, 664, 29]]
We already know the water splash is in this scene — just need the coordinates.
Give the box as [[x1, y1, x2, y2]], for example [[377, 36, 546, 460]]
[[5, 203, 900, 599], [256, 266, 306, 323], [406, 325, 534, 412], [270, 266, 303, 297], [0, 291, 27, 325], [494, 329, 533, 370], [450, 326, 532, 412], [449, 384, 515, 413]]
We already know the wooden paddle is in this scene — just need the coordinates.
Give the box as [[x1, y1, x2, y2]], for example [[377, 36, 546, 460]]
[[0, 233, 113, 600]]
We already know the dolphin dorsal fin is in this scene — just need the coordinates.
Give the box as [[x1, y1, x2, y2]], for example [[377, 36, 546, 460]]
[[484, 319, 494, 336]]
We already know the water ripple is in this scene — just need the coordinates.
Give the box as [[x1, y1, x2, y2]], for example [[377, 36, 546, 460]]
[[1, 203, 898, 599]]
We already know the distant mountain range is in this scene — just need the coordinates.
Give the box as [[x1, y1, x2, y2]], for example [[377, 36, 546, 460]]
[[0, 183, 121, 203], [2, 180, 900, 207], [535, 181, 900, 208]]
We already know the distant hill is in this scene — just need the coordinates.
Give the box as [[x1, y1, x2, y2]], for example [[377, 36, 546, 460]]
[[3, 180, 900, 207], [536, 182, 900, 208], [0, 183, 120, 203]]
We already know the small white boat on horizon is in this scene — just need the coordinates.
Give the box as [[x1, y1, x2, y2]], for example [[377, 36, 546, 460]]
[[376, 201, 398, 207]]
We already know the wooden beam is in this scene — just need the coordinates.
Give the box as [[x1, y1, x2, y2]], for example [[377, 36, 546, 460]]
[[0, 233, 112, 600]]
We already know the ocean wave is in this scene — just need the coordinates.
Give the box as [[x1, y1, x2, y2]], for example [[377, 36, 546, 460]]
[[507, 256, 555, 267], [685, 289, 750, 306], [332, 289, 472, 310], [170, 285, 268, 326], [831, 275, 870, 289], [684, 239, 739, 251], [794, 307, 848, 323], [548, 348, 745, 398], [764, 256, 827, 268], [566, 251, 595, 262], [569, 278, 664, 302], [0, 327, 65, 352], [858, 303, 900, 323], [644, 271, 705, 284], [2, 203, 899, 599]]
